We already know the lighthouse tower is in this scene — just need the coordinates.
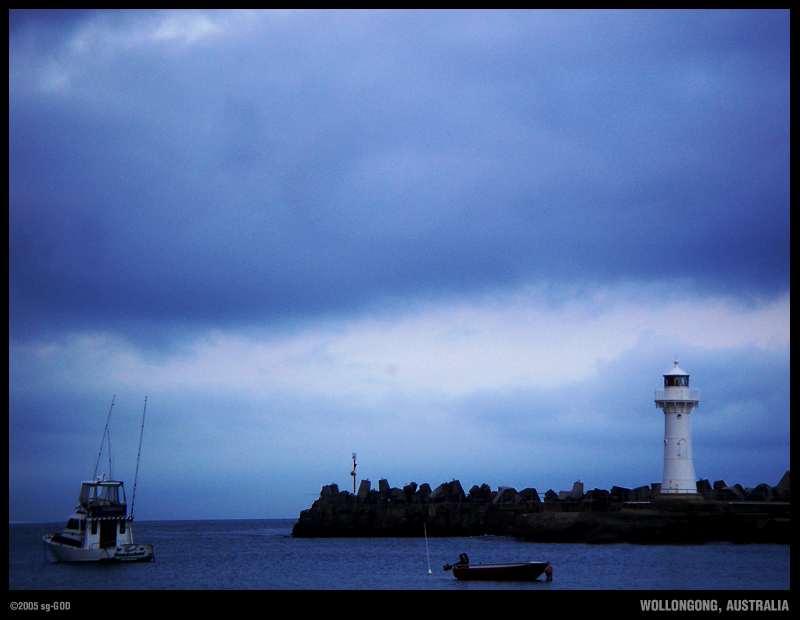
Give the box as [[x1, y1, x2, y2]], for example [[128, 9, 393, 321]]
[[655, 361, 700, 497]]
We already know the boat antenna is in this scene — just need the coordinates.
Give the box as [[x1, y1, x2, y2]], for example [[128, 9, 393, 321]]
[[107, 428, 113, 480], [92, 395, 115, 480], [130, 396, 147, 520]]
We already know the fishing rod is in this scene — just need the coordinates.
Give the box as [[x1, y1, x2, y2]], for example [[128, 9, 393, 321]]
[[130, 396, 147, 519], [92, 396, 115, 481]]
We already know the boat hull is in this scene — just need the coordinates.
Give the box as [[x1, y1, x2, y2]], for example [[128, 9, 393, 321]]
[[44, 538, 154, 563], [452, 562, 549, 581]]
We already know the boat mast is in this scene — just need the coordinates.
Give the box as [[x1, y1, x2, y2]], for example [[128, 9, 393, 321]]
[[92, 395, 115, 480], [130, 396, 148, 519], [107, 428, 113, 480]]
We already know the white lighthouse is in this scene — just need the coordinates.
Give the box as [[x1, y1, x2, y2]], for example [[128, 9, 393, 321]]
[[655, 361, 700, 496]]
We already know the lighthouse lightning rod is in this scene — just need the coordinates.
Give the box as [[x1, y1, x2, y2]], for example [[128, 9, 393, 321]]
[[92, 395, 115, 480]]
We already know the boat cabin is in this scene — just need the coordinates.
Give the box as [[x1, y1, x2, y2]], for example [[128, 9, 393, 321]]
[[50, 480, 135, 551], [44, 477, 153, 561], [79, 480, 128, 516]]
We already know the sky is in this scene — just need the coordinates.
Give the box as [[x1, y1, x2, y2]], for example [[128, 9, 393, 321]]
[[9, 9, 790, 522]]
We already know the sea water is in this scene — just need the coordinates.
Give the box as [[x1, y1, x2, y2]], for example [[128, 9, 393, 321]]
[[10, 519, 789, 591]]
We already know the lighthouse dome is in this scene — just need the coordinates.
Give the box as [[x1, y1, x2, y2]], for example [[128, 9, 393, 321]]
[[663, 361, 689, 387], [664, 361, 689, 376]]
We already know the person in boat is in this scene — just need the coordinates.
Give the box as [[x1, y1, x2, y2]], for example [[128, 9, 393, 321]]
[[443, 553, 469, 571]]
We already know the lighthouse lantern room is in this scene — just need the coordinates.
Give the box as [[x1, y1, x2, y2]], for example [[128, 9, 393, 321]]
[[655, 361, 701, 497]]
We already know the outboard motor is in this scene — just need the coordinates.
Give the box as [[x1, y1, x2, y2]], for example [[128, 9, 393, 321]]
[[443, 553, 470, 571]]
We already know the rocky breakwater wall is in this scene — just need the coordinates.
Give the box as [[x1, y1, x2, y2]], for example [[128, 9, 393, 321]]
[[292, 479, 539, 538], [292, 471, 789, 544]]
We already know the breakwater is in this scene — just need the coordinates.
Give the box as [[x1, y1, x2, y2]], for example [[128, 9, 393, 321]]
[[291, 472, 790, 544]]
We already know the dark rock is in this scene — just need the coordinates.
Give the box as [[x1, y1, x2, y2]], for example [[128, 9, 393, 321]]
[[427, 480, 467, 503], [518, 488, 541, 502], [774, 470, 790, 501], [632, 486, 652, 501], [584, 488, 609, 503], [320, 484, 346, 503], [494, 487, 517, 503], [696, 479, 713, 499], [428, 483, 449, 503], [467, 484, 489, 502], [610, 486, 630, 502], [716, 486, 745, 501], [745, 483, 773, 502], [448, 480, 467, 502], [416, 483, 431, 501]]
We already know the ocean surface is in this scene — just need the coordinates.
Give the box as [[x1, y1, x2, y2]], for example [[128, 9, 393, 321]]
[[10, 519, 789, 591]]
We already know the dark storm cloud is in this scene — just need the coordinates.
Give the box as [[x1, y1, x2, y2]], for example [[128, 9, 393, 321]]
[[9, 10, 790, 343], [9, 9, 97, 33]]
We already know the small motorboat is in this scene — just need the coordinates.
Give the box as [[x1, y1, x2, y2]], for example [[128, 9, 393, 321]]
[[444, 553, 550, 581]]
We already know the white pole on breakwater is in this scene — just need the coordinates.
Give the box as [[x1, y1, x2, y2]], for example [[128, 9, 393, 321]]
[[424, 523, 432, 574], [351, 453, 357, 495]]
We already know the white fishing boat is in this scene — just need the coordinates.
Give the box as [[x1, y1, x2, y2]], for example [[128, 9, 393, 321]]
[[43, 397, 155, 562], [43, 479, 154, 562]]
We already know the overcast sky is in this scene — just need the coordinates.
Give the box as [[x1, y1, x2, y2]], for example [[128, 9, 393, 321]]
[[9, 9, 789, 522]]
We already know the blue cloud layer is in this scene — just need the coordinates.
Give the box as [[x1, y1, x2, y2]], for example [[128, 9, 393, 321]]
[[9, 10, 790, 342]]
